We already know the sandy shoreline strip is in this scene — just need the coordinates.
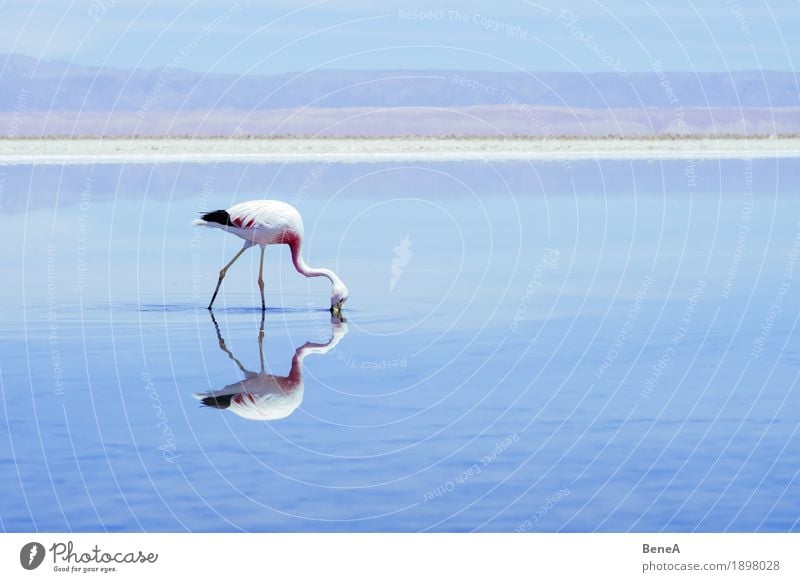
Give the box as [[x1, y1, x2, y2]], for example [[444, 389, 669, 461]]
[[0, 137, 799, 164]]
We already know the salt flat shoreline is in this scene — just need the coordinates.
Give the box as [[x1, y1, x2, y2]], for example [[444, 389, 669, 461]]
[[0, 137, 799, 164]]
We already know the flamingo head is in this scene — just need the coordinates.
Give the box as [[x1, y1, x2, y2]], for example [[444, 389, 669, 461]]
[[330, 282, 349, 317]]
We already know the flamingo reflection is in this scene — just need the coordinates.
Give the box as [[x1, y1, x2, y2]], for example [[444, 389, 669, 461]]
[[196, 312, 348, 421]]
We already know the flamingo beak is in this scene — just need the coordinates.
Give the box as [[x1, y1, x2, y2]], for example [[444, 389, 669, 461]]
[[330, 301, 343, 317]]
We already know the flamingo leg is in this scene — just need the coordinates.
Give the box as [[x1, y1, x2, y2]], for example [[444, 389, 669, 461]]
[[257, 309, 266, 372], [208, 311, 249, 374], [208, 242, 251, 310], [257, 245, 266, 312]]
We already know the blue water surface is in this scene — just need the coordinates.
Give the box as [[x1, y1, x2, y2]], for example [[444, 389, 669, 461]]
[[1, 159, 799, 532]]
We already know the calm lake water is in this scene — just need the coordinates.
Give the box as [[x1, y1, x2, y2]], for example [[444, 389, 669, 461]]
[[1, 158, 799, 532]]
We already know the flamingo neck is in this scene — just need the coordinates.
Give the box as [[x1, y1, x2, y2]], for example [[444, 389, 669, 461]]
[[287, 234, 344, 290], [286, 345, 320, 385], [288, 321, 349, 383]]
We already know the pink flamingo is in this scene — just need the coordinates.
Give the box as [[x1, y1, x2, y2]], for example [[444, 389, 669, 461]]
[[196, 311, 348, 421], [194, 200, 348, 316]]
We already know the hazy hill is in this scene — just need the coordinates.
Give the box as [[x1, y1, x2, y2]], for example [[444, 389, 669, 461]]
[[1, 54, 798, 136]]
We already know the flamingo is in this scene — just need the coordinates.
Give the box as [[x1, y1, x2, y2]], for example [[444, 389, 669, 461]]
[[193, 200, 348, 316], [196, 311, 348, 421]]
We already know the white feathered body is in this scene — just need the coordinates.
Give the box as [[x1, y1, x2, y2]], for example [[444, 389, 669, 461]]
[[200, 373, 303, 422], [194, 200, 304, 247]]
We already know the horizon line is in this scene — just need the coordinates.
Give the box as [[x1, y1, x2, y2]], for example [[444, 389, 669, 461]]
[[1, 52, 797, 77]]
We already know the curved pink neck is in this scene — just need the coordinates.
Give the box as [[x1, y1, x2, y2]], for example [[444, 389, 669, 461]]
[[286, 232, 339, 285]]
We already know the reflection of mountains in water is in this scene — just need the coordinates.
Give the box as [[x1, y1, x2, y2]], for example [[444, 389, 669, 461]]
[[4, 158, 797, 213], [196, 312, 348, 422]]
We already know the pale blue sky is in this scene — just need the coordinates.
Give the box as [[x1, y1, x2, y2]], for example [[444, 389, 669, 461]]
[[2, 0, 798, 73]]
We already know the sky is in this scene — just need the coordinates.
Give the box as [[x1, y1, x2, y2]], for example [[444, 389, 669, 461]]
[[1, 0, 798, 74]]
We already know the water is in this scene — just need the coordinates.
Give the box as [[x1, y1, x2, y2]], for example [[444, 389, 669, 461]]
[[1, 158, 799, 532]]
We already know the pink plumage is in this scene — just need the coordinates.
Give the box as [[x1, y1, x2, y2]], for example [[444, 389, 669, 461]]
[[194, 200, 348, 313]]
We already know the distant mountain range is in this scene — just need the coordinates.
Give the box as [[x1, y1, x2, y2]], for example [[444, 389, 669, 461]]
[[1, 54, 798, 137]]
